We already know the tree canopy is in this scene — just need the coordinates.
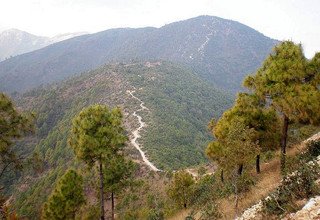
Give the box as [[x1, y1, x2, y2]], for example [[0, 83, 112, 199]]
[[68, 104, 127, 220], [244, 41, 320, 124], [167, 171, 195, 209], [103, 155, 136, 220], [42, 169, 85, 220], [207, 118, 259, 174], [68, 105, 127, 165], [206, 92, 280, 174], [0, 93, 34, 180], [244, 41, 320, 170]]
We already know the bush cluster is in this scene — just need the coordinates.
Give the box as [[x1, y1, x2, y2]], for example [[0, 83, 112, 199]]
[[263, 159, 320, 216]]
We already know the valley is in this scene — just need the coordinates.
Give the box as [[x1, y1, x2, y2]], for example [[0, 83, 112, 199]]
[[1, 61, 232, 218], [0, 13, 319, 220]]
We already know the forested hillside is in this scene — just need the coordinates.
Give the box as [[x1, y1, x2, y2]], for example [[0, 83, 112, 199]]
[[1, 8, 318, 219], [4, 61, 231, 218], [0, 16, 277, 93]]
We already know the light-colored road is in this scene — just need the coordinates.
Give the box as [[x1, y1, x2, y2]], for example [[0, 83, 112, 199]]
[[128, 90, 160, 172]]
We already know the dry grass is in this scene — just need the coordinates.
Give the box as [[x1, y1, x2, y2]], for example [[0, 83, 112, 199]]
[[169, 132, 320, 220], [168, 209, 191, 220], [219, 138, 314, 219], [219, 155, 282, 219]]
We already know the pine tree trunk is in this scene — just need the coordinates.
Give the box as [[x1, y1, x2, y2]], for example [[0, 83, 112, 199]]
[[234, 187, 239, 218], [111, 191, 115, 220], [281, 114, 289, 172], [256, 154, 260, 174], [237, 164, 243, 176], [234, 172, 239, 218], [221, 169, 224, 183], [99, 161, 105, 220]]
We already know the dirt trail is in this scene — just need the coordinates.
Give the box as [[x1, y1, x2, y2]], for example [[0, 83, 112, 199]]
[[128, 90, 160, 172]]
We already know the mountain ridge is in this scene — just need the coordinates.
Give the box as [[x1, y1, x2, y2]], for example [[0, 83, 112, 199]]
[[0, 29, 87, 61], [0, 15, 278, 94]]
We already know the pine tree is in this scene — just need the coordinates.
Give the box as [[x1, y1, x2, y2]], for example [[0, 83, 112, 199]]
[[230, 93, 279, 173], [209, 119, 259, 175], [68, 105, 127, 220], [167, 171, 195, 208], [103, 155, 135, 220], [207, 93, 279, 175], [207, 120, 258, 217], [42, 169, 85, 220], [0, 93, 34, 180], [244, 41, 320, 171]]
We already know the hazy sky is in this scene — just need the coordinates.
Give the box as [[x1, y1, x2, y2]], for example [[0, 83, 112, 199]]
[[0, 0, 319, 57]]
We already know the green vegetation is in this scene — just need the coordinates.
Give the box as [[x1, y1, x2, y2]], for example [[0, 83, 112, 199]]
[[2, 40, 319, 219], [0, 16, 276, 94], [206, 92, 280, 176], [120, 63, 232, 169], [69, 105, 127, 220], [0, 93, 34, 181], [42, 169, 85, 220], [203, 41, 320, 218], [244, 41, 320, 170], [6, 61, 231, 218], [167, 171, 195, 209], [263, 153, 320, 216], [103, 155, 136, 220], [0, 93, 34, 218], [207, 119, 259, 176]]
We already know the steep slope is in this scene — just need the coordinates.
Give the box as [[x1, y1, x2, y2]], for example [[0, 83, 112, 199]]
[[0, 29, 49, 61], [18, 61, 231, 169], [0, 16, 277, 93], [10, 61, 232, 217], [0, 29, 87, 61]]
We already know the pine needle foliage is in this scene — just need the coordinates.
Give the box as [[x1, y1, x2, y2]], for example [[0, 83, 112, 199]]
[[42, 169, 85, 220]]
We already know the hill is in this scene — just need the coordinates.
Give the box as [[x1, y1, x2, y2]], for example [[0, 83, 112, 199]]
[[9, 61, 232, 217], [0, 15, 277, 93], [0, 29, 49, 61], [0, 29, 87, 61]]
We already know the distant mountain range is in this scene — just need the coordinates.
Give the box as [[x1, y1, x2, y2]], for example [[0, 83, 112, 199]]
[[0, 15, 278, 93], [0, 29, 87, 61]]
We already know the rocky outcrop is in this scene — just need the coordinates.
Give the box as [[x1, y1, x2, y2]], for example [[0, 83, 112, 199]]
[[284, 196, 320, 220]]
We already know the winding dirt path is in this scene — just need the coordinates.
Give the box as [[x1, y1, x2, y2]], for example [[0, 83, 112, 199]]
[[127, 90, 160, 172]]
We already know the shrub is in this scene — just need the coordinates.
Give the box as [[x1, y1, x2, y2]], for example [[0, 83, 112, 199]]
[[306, 140, 320, 158], [263, 160, 320, 215]]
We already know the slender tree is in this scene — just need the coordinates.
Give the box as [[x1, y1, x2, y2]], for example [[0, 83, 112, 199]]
[[0, 93, 34, 181], [244, 41, 320, 171], [68, 105, 127, 220], [208, 120, 258, 218], [225, 93, 280, 173], [218, 119, 258, 175], [167, 171, 195, 209], [103, 155, 135, 220], [42, 169, 85, 220], [207, 93, 279, 175], [206, 141, 226, 182]]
